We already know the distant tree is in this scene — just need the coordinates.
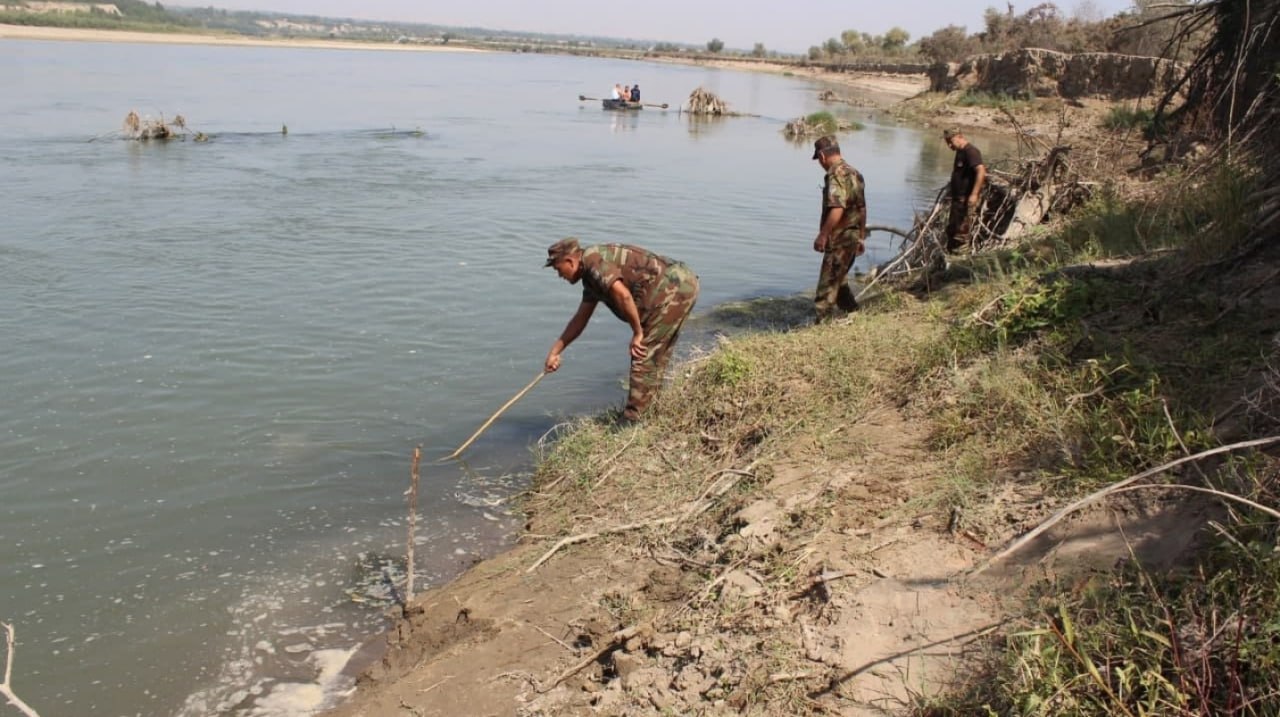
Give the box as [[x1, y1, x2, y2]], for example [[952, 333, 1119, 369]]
[[882, 26, 911, 51], [841, 28, 864, 53], [823, 37, 844, 57], [1111, 0, 1198, 58], [808, 45, 823, 60], [918, 24, 975, 63], [1071, 0, 1104, 22], [978, 2, 1070, 52], [440, 31, 453, 44], [706, 37, 724, 53], [751, 42, 766, 57]]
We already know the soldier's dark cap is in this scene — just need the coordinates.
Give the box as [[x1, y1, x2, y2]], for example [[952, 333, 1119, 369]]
[[812, 135, 839, 159], [544, 237, 581, 267], [942, 127, 961, 139]]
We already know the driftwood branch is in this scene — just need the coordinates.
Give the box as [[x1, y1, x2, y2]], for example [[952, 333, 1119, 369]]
[[526, 517, 678, 573], [1, 623, 41, 717], [538, 621, 653, 692], [526, 469, 752, 573], [865, 224, 912, 239], [972, 436, 1280, 574]]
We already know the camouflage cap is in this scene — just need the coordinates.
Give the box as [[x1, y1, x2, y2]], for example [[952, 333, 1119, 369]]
[[544, 237, 581, 267], [942, 127, 962, 139], [812, 135, 840, 159]]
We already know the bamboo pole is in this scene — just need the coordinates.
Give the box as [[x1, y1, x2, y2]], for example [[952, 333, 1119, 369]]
[[442, 371, 547, 461]]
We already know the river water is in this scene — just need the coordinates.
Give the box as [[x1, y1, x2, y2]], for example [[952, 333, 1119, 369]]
[[0, 38, 986, 715]]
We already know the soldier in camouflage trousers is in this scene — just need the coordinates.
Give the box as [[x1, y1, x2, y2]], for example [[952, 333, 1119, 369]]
[[810, 135, 867, 324], [544, 238, 699, 422]]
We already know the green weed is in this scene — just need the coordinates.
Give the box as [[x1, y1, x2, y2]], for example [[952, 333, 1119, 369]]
[[1101, 105, 1155, 133], [804, 110, 838, 134]]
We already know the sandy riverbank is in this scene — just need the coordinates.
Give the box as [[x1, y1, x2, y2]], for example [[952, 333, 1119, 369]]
[[0, 23, 484, 52], [648, 55, 931, 107]]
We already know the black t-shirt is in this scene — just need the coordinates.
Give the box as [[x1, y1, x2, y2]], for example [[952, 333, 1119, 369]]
[[950, 144, 984, 199]]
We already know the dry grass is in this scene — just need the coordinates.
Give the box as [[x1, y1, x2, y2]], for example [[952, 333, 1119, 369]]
[[512, 156, 1280, 714]]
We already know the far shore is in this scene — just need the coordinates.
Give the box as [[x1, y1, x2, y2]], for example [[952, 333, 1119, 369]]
[[2, 24, 930, 104], [0, 23, 486, 52]]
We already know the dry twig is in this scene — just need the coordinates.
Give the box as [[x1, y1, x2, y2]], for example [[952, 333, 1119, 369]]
[[973, 436, 1280, 574], [1, 623, 41, 717]]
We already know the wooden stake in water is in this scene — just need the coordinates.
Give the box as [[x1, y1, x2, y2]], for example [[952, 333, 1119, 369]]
[[406, 446, 421, 601], [443, 371, 546, 461]]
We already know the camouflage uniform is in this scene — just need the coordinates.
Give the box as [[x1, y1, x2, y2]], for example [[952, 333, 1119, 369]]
[[578, 244, 699, 421], [815, 158, 866, 323]]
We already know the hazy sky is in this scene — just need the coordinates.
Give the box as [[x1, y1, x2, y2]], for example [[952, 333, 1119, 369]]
[[168, 0, 1138, 53]]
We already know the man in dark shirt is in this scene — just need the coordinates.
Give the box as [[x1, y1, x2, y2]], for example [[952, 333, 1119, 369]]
[[810, 135, 867, 323], [543, 238, 699, 422], [943, 127, 986, 253]]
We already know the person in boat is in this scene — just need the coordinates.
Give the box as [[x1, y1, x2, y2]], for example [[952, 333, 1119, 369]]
[[622, 85, 632, 103], [810, 135, 867, 324], [630, 84, 641, 102], [543, 237, 699, 423], [611, 83, 624, 100]]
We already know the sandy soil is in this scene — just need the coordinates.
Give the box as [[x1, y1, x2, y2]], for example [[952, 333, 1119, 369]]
[[0, 23, 483, 52], [320, 395, 1212, 717], [649, 56, 932, 108]]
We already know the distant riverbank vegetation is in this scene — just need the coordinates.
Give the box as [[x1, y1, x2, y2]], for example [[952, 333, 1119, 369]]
[[3, 0, 1200, 69]]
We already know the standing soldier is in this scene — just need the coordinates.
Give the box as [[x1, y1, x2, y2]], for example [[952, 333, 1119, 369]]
[[943, 127, 986, 253], [543, 238, 699, 423], [811, 135, 867, 324]]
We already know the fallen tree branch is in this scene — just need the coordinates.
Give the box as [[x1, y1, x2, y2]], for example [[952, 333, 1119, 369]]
[[1, 623, 41, 717], [865, 224, 912, 239], [526, 468, 754, 573], [526, 517, 676, 573], [537, 621, 655, 693], [971, 436, 1280, 574], [1108, 484, 1280, 520]]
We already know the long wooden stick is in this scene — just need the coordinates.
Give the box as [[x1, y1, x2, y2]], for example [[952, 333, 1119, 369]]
[[1, 623, 41, 717], [406, 446, 421, 600], [972, 436, 1280, 574], [443, 372, 546, 461]]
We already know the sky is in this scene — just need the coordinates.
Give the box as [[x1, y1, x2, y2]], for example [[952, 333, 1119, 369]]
[[166, 0, 1139, 54]]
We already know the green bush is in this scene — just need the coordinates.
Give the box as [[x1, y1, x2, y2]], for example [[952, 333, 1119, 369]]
[[803, 111, 838, 134], [1101, 105, 1155, 132]]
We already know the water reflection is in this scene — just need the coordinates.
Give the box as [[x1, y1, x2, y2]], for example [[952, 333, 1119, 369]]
[[610, 110, 640, 133], [686, 115, 728, 139]]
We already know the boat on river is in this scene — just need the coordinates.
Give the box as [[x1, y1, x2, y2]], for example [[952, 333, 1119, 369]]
[[601, 99, 643, 111]]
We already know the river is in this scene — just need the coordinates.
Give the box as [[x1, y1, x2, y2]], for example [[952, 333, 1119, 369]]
[[0, 38, 990, 715]]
